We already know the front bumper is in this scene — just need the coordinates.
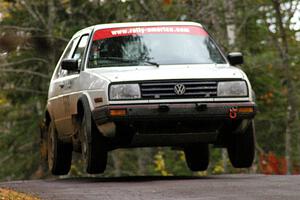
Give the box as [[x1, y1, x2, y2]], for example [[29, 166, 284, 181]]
[[92, 102, 256, 124], [92, 102, 256, 147]]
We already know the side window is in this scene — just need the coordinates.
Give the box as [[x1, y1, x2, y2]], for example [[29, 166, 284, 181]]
[[56, 37, 79, 78], [72, 35, 89, 68]]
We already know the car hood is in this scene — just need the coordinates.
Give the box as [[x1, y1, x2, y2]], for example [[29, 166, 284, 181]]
[[87, 64, 245, 82]]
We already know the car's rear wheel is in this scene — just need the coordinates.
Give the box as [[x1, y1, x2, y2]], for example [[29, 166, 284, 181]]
[[80, 107, 107, 174], [184, 143, 209, 171], [227, 120, 255, 168], [47, 121, 72, 175]]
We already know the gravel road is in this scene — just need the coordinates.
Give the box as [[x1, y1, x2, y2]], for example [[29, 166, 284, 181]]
[[1, 174, 300, 200]]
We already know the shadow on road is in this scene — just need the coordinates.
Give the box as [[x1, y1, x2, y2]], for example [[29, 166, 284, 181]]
[[55, 175, 211, 183], [53, 174, 258, 183]]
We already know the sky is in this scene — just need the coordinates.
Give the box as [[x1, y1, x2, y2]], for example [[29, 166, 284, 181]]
[[290, 1, 300, 30]]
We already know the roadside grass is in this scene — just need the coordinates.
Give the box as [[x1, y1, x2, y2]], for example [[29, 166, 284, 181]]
[[0, 188, 40, 200]]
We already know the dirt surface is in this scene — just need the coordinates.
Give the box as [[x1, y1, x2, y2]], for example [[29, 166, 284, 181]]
[[0, 188, 40, 200], [1, 174, 300, 200]]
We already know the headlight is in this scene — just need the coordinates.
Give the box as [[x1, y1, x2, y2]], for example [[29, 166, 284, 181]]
[[109, 84, 141, 100], [217, 81, 248, 97]]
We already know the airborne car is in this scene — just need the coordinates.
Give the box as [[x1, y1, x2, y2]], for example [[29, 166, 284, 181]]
[[41, 22, 256, 175]]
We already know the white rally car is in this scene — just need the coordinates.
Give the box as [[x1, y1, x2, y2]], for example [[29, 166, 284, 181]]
[[40, 21, 257, 175]]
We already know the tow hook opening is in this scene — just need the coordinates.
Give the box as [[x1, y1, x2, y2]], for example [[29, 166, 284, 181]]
[[196, 103, 207, 111], [158, 105, 170, 112]]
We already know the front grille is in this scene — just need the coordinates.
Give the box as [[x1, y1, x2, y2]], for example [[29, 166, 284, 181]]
[[140, 80, 218, 99]]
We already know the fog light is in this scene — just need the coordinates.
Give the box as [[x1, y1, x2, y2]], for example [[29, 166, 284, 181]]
[[238, 107, 254, 113], [109, 109, 127, 116]]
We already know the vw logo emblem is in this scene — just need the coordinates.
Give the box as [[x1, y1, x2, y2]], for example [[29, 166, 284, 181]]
[[174, 83, 186, 95]]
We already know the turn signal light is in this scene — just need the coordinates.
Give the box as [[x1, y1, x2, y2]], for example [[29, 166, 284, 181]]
[[94, 97, 103, 103], [109, 109, 127, 116], [238, 107, 254, 113]]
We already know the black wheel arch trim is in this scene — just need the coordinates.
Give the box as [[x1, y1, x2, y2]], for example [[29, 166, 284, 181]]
[[77, 94, 94, 143]]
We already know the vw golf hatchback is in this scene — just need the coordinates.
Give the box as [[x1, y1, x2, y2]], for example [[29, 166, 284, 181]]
[[40, 22, 257, 175]]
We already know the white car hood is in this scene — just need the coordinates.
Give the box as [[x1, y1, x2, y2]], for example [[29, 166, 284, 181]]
[[88, 64, 245, 82]]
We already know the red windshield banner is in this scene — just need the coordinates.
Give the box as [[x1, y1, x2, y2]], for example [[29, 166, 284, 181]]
[[93, 26, 208, 41]]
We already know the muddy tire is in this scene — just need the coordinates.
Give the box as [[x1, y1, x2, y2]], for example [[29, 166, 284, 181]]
[[80, 107, 107, 174], [47, 121, 72, 175], [227, 120, 255, 168]]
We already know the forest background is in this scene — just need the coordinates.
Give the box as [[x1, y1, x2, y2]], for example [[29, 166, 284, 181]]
[[0, 0, 299, 181]]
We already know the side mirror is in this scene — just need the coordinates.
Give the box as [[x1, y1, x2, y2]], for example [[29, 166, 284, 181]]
[[61, 59, 79, 71], [227, 52, 244, 66]]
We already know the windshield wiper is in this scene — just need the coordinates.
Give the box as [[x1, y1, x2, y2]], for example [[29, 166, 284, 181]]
[[90, 57, 136, 63], [139, 60, 160, 67], [90, 57, 160, 67]]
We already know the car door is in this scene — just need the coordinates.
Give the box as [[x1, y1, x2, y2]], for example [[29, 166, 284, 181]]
[[55, 34, 90, 137], [49, 36, 80, 136]]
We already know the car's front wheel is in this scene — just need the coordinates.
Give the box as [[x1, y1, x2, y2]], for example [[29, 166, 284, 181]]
[[227, 120, 255, 168], [184, 143, 209, 171], [47, 121, 72, 175], [80, 107, 107, 174]]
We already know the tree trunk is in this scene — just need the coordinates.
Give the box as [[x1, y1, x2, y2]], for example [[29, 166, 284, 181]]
[[112, 151, 122, 176], [47, 0, 56, 71], [137, 148, 153, 175], [224, 0, 237, 47], [272, 0, 297, 175]]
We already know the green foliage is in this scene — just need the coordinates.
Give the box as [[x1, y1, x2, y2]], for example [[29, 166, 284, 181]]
[[0, 98, 41, 180]]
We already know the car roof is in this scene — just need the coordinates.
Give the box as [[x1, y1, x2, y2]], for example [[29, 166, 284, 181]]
[[72, 21, 203, 39], [94, 21, 203, 30]]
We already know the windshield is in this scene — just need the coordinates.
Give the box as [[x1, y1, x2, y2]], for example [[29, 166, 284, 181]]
[[88, 25, 226, 68]]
